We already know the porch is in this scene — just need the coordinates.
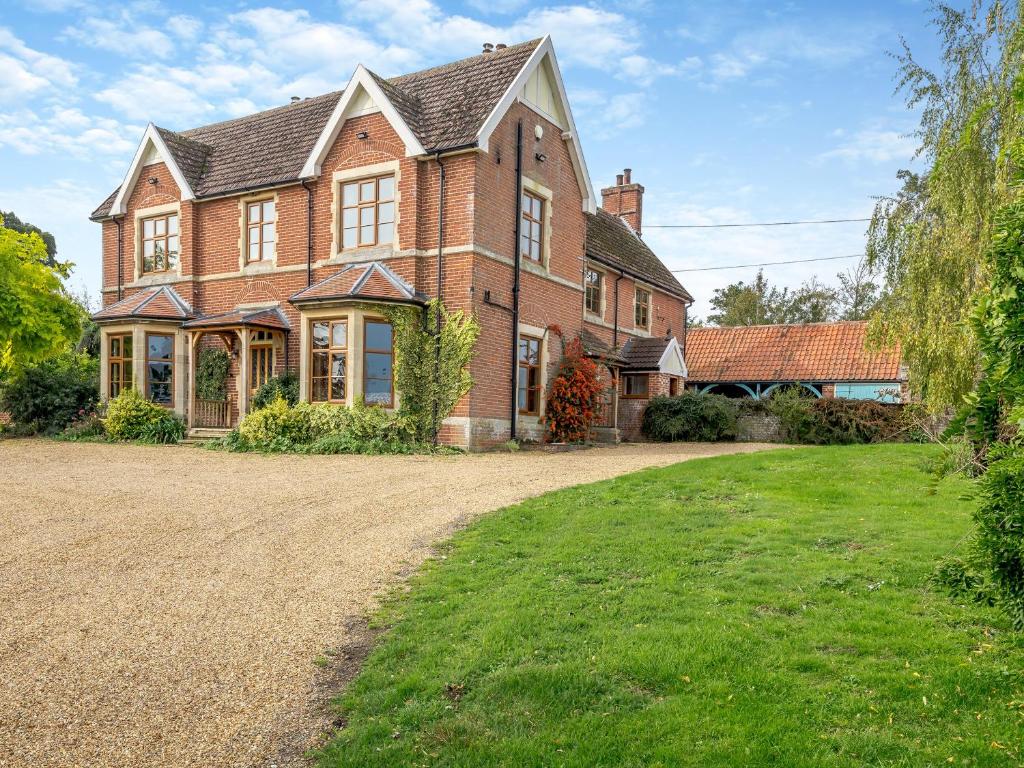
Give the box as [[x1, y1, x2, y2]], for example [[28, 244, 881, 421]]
[[182, 308, 290, 431]]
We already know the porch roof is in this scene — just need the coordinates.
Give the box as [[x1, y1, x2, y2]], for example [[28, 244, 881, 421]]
[[182, 306, 291, 332], [92, 286, 193, 322], [289, 262, 424, 306]]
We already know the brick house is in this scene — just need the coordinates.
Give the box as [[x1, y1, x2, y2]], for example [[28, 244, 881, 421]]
[[685, 321, 906, 402], [90, 37, 691, 448]]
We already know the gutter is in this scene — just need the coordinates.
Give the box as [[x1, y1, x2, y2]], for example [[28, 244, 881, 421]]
[[301, 179, 314, 287], [432, 151, 447, 445], [114, 216, 124, 302], [509, 120, 523, 441]]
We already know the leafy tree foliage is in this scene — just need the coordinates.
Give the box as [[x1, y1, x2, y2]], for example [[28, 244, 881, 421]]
[[0, 215, 81, 372], [387, 300, 480, 442], [867, 1, 1024, 411], [0, 352, 98, 433], [707, 270, 841, 326], [836, 258, 882, 320], [0, 210, 58, 267]]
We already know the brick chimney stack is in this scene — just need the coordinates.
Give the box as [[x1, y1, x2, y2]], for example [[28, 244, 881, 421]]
[[600, 167, 644, 236]]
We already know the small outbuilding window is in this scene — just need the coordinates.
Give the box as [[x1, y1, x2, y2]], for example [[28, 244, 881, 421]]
[[622, 373, 649, 399]]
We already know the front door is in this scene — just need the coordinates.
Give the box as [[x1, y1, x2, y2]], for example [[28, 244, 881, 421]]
[[250, 332, 274, 396]]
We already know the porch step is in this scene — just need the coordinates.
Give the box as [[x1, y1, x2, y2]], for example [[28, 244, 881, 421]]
[[185, 427, 231, 444]]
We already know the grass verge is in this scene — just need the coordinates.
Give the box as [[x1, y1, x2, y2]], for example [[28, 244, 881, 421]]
[[317, 445, 1023, 767]]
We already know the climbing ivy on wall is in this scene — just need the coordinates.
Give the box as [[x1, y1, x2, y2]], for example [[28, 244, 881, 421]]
[[195, 347, 230, 401]]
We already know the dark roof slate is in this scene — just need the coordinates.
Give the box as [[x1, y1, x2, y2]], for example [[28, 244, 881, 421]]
[[620, 335, 673, 371], [91, 40, 542, 219], [586, 209, 692, 301]]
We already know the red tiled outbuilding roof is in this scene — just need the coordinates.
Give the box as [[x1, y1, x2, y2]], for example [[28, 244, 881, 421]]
[[92, 286, 193, 322], [685, 321, 903, 383]]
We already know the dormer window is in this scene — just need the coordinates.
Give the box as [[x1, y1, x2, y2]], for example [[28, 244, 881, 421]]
[[342, 175, 395, 249], [247, 200, 276, 262], [520, 191, 543, 261], [634, 287, 651, 329], [142, 213, 179, 273]]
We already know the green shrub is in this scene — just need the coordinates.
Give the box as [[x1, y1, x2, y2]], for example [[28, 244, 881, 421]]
[[237, 395, 312, 446], [251, 372, 299, 410], [105, 388, 171, 440], [0, 352, 99, 434], [195, 348, 229, 400], [642, 392, 738, 442], [766, 388, 906, 445], [139, 409, 185, 444], [973, 444, 1024, 629], [56, 410, 107, 441], [297, 401, 350, 439]]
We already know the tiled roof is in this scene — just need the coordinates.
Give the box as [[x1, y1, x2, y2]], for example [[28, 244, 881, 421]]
[[685, 321, 903, 383], [91, 41, 542, 219], [92, 286, 193, 322], [182, 307, 290, 331], [621, 335, 672, 371], [586, 209, 692, 301], [289, 262, 423, 305], [581, 328, 627, 364]]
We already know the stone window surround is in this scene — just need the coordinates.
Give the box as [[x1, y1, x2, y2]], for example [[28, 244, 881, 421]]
[[583, 261, 606, 319], [98, 321, 188, 415], [237, 191, 279, 274], [297, 305, 399, 411], [520, 176, 553, 273], [329, 161, 401, 262], [132, 202, 182, 284], [516, 321, 549, 423]]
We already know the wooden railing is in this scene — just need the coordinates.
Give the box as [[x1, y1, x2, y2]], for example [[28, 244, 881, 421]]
[[194, 397, 231, 429]]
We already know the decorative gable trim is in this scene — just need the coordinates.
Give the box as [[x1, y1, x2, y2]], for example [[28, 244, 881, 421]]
[[476, 36, 597, 214], [658, 336, 687, 377], [110, 124, 196, 217], [300, 65, 427, 178]]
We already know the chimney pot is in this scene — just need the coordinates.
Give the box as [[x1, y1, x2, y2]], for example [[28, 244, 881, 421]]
[[623, 168, 632, 184], [615, 173, 624, 186], [495, 42, 507, 50], [600, 167, 644, 235], [290, 96, 300, 104], [482, 42, 494, 53]]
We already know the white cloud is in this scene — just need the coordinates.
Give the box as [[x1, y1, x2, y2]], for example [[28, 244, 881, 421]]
[[818, 125, 917, 165], [63, 15, 176, 59], [0, 27, 77, 102], [0, 106, 139, 157], [466, 0, 530, 12], [571, 89, 645, 140]]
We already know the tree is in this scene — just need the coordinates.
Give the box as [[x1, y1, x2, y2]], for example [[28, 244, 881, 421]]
[[835, 258, 881, 320], [0, 210, 58, 267], [0, 215, 82, 373], [867, 1, 1024, 412], [707, 270, 838, 326]]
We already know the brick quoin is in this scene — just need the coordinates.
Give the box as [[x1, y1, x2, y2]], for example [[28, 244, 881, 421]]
[[94, 46, 690, 449]]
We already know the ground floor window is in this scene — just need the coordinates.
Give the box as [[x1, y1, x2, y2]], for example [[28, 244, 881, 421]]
[[108, 333, 133, 398], [518, 335, 541, 415], [311, 320, 347, 403], [250, 331, 274, 395], [363, 320, 394, 406], [622, 373, 649, 398], [146, 333, 174, 405]]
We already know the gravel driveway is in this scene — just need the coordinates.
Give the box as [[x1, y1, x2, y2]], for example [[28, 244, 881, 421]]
[[0, 438, 773, 768]]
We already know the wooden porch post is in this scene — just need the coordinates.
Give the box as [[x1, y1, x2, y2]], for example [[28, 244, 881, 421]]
[[188, 331, 202, 430], [237, 328, 250, 420]]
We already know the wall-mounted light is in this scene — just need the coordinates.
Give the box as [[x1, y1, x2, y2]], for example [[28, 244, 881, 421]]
[[147, 177, 158, 185], [535, 152, 547, 163], [356, 131, 369, 140]]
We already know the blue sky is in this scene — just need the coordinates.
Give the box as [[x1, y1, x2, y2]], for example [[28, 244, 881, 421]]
[[0, 0, 939, 317]]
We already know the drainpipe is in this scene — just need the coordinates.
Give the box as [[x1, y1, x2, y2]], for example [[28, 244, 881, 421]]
[[509, 120, 523, 440], [114, 216, 124, 301], [432, 152, 446, 445], [301, 180, 314, 287]]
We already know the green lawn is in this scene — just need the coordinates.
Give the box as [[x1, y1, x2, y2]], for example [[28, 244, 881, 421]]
[[317, 445, 1024, 767]]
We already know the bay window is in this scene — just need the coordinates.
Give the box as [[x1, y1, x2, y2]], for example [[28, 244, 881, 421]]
[[145, 333, 174, 405], [108, 333, 133, 398], [363, 321, 394, 406], [311, 320, 347, 403]]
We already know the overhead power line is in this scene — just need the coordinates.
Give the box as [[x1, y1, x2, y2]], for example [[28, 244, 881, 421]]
[[646, 217, 871, 229], [672, 254, 862, 273]]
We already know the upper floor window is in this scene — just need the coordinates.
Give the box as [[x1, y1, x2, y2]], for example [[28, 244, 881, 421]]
[[311, 320, 347, 403], [142, 213, 179, 273], [342, 175, 395, 249], [247, 200, 276, 262], [363, 321, 394, 407], [518, 335, 541, 415], [634, 287, 651, 329], [584, 268, 602, 315], [520, 192, 543, 262]]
